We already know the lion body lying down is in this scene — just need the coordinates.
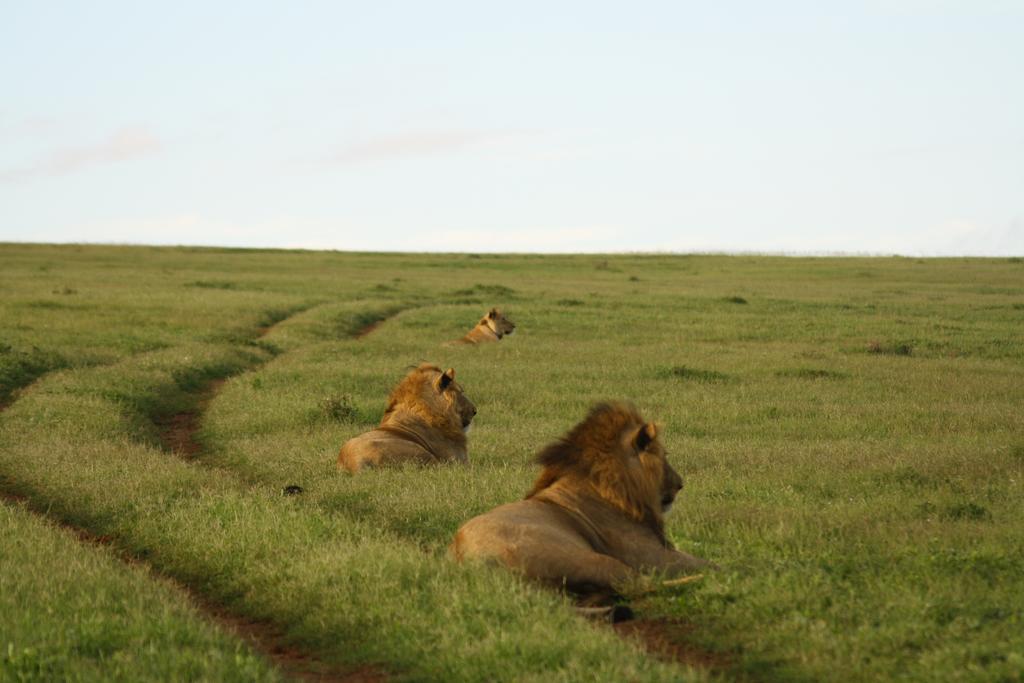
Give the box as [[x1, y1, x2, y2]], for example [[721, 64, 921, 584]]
[[453, 308, 515, 344], [451, 402, 709, 595], [338, 364, 476, 473]]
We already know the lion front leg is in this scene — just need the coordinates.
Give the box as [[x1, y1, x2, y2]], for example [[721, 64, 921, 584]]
[[505, 543, 640, 597], [622, 536, 713, 576], [658, 547, 713, 573]]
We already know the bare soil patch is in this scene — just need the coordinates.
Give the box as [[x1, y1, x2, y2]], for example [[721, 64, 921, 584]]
[[153, 379, 225, 458], [614, 617, 732, 672], [355, 320, 384, 338]]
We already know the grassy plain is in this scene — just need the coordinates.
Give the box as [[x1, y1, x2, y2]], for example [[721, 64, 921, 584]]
[[0, 500, 280, 682], [1, 243, 1022, 681]]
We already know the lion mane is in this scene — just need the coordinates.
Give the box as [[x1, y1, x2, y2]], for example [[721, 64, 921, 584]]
[[525, 402, 671, 539], [338, 363, 476, 473]]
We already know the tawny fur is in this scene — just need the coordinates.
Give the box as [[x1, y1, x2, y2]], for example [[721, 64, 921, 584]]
[[452, 308, 516, 344], [338, 364, 476, 473], [450, 401, 709, 597]]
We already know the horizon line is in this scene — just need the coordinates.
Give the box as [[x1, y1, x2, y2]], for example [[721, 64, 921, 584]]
[[1, 239, 1021, 259]]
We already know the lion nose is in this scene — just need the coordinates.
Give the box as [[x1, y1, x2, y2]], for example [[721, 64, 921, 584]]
[[472, 407, 478, 415]]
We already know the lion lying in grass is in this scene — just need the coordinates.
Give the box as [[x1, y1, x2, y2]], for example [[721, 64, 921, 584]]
[[451, 401, 710, 598], [453, 308, 516, 344], [338, 364, 476, 473]]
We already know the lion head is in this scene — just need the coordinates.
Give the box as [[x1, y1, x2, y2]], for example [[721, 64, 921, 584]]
[[481, 308, 516, 339], [383, 363, 477, 436], [525, 401, 682, 539]]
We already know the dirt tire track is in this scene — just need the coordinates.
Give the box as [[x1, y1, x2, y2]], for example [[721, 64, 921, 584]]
[[0, 491, 386, 682], [613, 616, 735, 674], [11, 302, 721, 681], [353, 307, 412, 339], [153, 303, 410, 456], [2, 305, 391, 681], [143, 305, 393, 679], [151, 303, 731, 680], [153, 305, 312, 458], [354, 320, 384, 339], [153, 301, 405, 456], [153, 379, 226, 459]]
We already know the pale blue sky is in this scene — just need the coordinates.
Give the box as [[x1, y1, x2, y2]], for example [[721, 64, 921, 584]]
[[2, 1, 1021, 254]]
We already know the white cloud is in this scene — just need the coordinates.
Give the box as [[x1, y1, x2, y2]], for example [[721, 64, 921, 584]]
[[323, 129, 533, 165], [939, 219, 1024, 256], [0, 127, 160, 183]]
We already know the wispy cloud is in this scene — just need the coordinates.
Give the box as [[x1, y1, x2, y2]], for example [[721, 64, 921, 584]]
[[0, 127, 160, 183], [325, 129, 531, 164]]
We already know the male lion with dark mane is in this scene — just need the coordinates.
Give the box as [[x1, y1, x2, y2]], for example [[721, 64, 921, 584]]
[[451, 401, 710, 598], [452, 308, 515, 344], [337, 364, 476, 473]]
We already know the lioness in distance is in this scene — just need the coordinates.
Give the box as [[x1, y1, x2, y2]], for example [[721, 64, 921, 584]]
[[453, 308, 515, 344], [451, 401, 709, 598], [338, 364, 476, 473]]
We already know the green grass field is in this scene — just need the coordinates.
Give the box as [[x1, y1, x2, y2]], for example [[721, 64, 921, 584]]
[[1, 243, 1022, 682]]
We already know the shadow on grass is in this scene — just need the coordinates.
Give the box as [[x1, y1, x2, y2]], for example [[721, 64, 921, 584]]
[[775, 368, 848, 380], [658, 366, 732, 383]]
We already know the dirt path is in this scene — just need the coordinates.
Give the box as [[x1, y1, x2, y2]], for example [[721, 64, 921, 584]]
[[354, 320, 384, 338], [143, 309, 394, 679], [353, 307, 410, 339], [148, 305, 734, 680], [154, 306, 309, 459], [613, 616, 734, 674], [0, 491, 386, 682], [1, 308, 390, 681], [5, 305, 727, 681], [153, 379, 225, 458]]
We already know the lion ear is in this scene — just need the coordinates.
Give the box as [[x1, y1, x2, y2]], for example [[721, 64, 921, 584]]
[[438, 367, 456, 390], [488, 308, 498, 319], [634, 422, 657, 452]]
